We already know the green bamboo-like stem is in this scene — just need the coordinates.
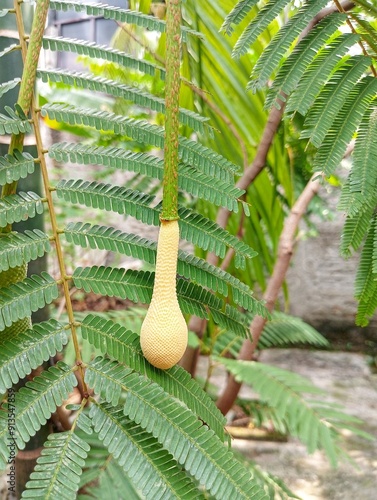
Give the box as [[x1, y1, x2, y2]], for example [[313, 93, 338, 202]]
[[161, 0, 182, 221]]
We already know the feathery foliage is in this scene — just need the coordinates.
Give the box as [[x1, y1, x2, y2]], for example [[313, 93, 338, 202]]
[[0, 319, 68, 392], [224, 0, 377, 323], [81, 313, 227, 441], [217, 357, 367, 466], [0, 0, 371, 496], [22, 430, 90, 499], [85, 357, 267, 499]]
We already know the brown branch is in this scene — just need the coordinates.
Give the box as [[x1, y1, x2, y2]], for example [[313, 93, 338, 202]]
[[216, 175, 321, 415], [180, 0, 357, 376]]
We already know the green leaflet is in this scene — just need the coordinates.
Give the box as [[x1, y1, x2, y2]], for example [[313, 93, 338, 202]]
[[42, 36, 166, 80], [64, 221, 262, 314], [0, 191, 44, 228], [48, 0, 203, 41], [42, 104, 239, 182], [85, 357, 268, 500], [0, 362, 77, 469], [0, 150, 35, 186], [89, 402, 204, 500], [0, 105, 31, 135], [72, 266, 250, 338], [0, 79, 21, 100], [0, 229, 51, 272], [81, 313, 227, 442], [22, 430, 90, 499], [38, 70, 210, 135], [56, 179, 256, 266], [216, 357, 367, 466], [0, 319, 68, 392], [0, 272, 59, 331], [49, 141, 243, 211]]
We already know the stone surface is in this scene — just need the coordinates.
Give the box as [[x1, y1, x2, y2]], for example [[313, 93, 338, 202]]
[[212, 349, 377, 500]]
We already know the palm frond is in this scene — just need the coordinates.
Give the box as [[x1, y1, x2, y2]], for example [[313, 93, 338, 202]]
[[0, 78, 20, 99], [42, 104, 239, 181], [233, 0, 292, 59], [0, 272, 59, 331], [49, 0, 202, 41], [220, 0, 259, 36], [38, 70, 210, 135], [72, 266, 250, 337], [0, 319, 68, 393], [285, 33, 360, 116], [217, 357, 364, 466], [265, 13, 347, 109], [81, 313, 227, 441], [0, 105, 32, 135], [0, 229, 51, 272], [0, 150, 35, 186], [42, 37, 166, 79], [301, 55, 371, 147], [314, 77, 377, 176], [22, 430, 90, 499], [64, 221, 262, 313], [0, 362, 77, 468], [49, 142, 243, 211], [0, 191, 44, 228], [249, 0, 330, 92], [85, 357, 267, 500], [89, 402, 204, 500]]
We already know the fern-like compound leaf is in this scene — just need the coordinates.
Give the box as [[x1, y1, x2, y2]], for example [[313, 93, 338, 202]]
[[0, 78, 20, 99], [81, 313, 227, 442], [340, 204, 374, 257], [349, 105, 377, 206], [233, 0, 292, 59], [57, 179, 255, 264], [64, 222, 262, 313], [249, 0, 330, 91], [56, 178, 159, 225], [0, 191, 44, 228], [0, 44, 20, 59], [354, 219, 377, 326], [314, 77, 377, 176], [49, 0, 202, 41], [22, 429, 90, 499], [221, 0, 259, 35], [0, 150, 35, 186], [72, 266, 250, 337], [42, 104, 239, 181], [85, 357, 268, 500], [38, 70, 210, 135], [265, 13, 346, 109], [0, 362, 77, 468], [301, 55, 371, 147], [0, 319, 68, 393], [0, 272, 59, 331], [285, 33, 360, 116], [217, 357, 364, 466], [89, 402, 204, 500], [0, 229, 51, 272], [49, 142, 243, 211], [0, 105, 32, 135], [42, 36, 165, 79], [213, 312, 328, 358]]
